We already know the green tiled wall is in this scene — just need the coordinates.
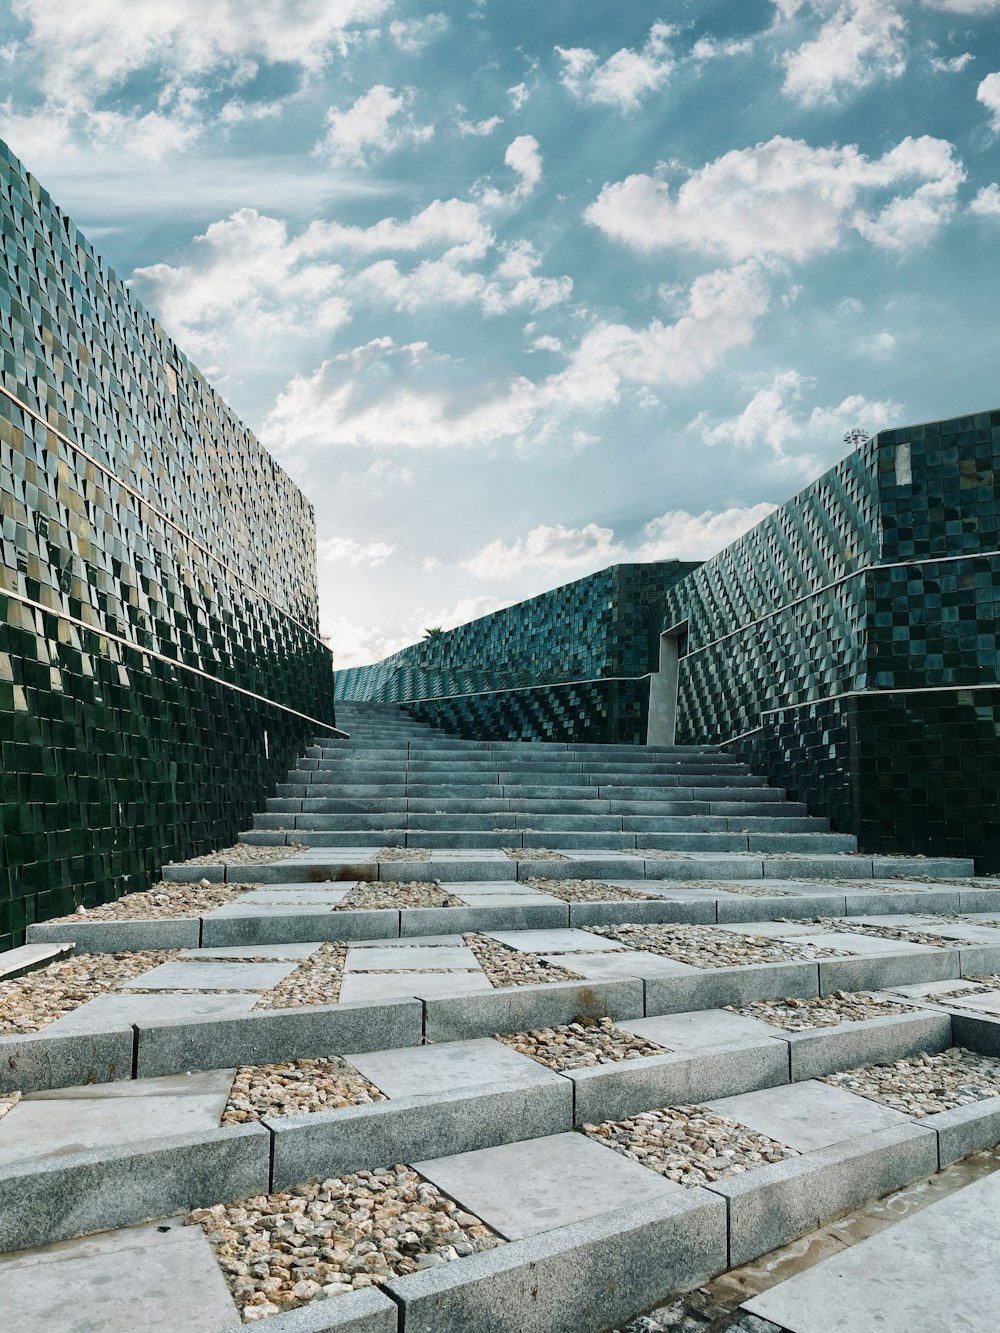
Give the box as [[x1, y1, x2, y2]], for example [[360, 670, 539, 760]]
[[0, 140, 335, 946]]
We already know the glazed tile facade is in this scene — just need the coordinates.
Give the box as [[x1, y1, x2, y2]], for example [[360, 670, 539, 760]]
[[0, 141, 336, 947]]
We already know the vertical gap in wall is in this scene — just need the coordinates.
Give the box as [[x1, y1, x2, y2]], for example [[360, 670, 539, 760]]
[[130, 1024, 139, 1080], [847, 696, 864, 851]]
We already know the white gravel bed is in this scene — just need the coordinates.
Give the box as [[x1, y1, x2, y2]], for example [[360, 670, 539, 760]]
[[0, 951, 181, 1034], [45, 879, 255, 923], [523, 877, 657, 902], [376, 846, 431, 862], [189, 1167, 503, 1322], [463, 933, 583, 987], [502, 847, 568, 860], [335, 880, 463, 910], [589, 923, 851, 969], [824, 1046, 1000, 1116], [497, 1016, 665, 1070], [729, 991, 917, 1031], [178, 843, 306, 866], [221, 1058, 386, 1124], [254, 944, 346, 1010], [582, 1106, 800, 1187]]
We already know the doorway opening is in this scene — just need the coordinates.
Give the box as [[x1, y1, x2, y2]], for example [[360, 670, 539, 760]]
[[647, 621, 688, 746]]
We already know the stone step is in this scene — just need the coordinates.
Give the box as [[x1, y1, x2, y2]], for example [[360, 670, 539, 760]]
[[253, 812, 829, 834], [247, 830, 857, 853]]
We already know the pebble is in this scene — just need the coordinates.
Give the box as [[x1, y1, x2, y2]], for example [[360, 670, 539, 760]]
[[582, 1106, 799, 1187], [336, 881, 463, 910], [255, 943, 346, 1010], [824, 1046, 1000, 1116], [188, 1167, 503, 1319], [803, 915, 980, 948], [589, 924, 849, 969], [463, 933, 582, 987], [221, 1057, 386, 1123], [524, 878, 657, 903], [376, 847, 431, 862], [729, 991, 917, 1032], [180, 843, 306, 867], [497, 1016, 665, 1069], [46, 880, 255, 923], [502, 848, 568, 860], [0, 950, 181, 1034]]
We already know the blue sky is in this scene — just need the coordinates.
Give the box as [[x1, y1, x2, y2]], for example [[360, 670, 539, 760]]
[[2, 0, 999, 666]]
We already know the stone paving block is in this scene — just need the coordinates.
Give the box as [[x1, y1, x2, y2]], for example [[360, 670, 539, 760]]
[[120, 960, 299, 991], [0, 1219, 240, 1332], [950, 1011, 1000, 1057], [568, 899, 717, 926], [818, 950, 960, 993], [338, 973, 494, 1003], [538, 950, 695, 980], [414, 1131, 683, 1239], [383, 1189, 726, 1333], [0, 1123, 270, 1253], [743, 1148, 1000, 1332], [643, 857, 765, 881], [347, 1037, 564, 1099], [26, 918, 203, 953], [762, 858, 874, 880], [619, 1008, 779, 1050], [706, 1079, 913, 1151], [0, 1069, 236, 1167], [400, 860, 516, 882], [0, 942, 75, 980], [716, 894, 847, 923], [179, 945, 321, 960], [47, 992, 259, 1036], [484, 928, 624, 953], [269, 1080, 572, 1189], [0, 1027, 135, 1096], [344, 946, 480, 971], [216, 1287, 399, 1332], [423, 978, 644, 1042], [400, 903, 569, 935], [569, 1039, 789, 1124], [350, 934, 466, 947], [644, 961, 820, 1016], [872, 857, 975, 878], [711, 1121, 938, 1268], [134, 999, 423, 1078], [930, 1095, 1000, 1165], [785, 1011, 953, 1081], [518, 857, 647, 880], [201, 909, 398, 946]]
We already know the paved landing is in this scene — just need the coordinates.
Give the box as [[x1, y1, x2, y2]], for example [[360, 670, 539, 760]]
[[46, 992, 258, 1034], [344, 946, 481, 971], [346, 1037, 563, 1098], [414, 1131, 681, 1240], [0, 1217, 238, 1332], [0, 1071, 236, 1166], [484, 928, 624, 953], [707, 1080, 912, 1152], [338, 972, 494, 1002], [120, 960, 299, 991], [620, 1008, 778, 1050], [541, 950, 695, 979], [744, 1168, 1000, 1332]]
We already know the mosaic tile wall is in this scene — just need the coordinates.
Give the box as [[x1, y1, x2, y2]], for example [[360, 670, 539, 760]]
[[0, 140, 336, 946], [335, 561, 695, 744]]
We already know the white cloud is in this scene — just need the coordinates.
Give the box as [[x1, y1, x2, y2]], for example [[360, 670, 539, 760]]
[[317, 85, 434, 166], [780, 0, 907, 105], [464, 523, 623, 580], [586, 135, 965, 260], [694, 370, 902, 470], [389, 14, 449, 52], [858, 330, 897, 355], [929, 52, 974, 73], [456, 114, 503, 137], [507, 82, 530, 109], [478, 134, 544, 208], [688, 36, 755, 62], [635, 505, 779, 560], [319, 536, 398, 566], [302, 198, 492, 259], [323, 615, 412, 670], [923, 0, 1000, 11], [971, 184, 1000, 217], [978, 72, 1000, 131], [557, 22, 675, 110]]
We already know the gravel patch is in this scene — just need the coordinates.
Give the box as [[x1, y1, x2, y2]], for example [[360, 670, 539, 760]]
[[496, 1016, 665, 1070], [824, 1046, 1000, 1117], [502, 848, 568, 860], [802, 916, 978, 948], [0, 951, 180, 1034], [376, 846, 431, 862], [463, 933, 582, 987], [524, 877, 657, 902], [221, 1058, 386, 1124], [188, 1167, 503, 1322], [335, 880, 463, 910], [178, 844, 306, 866], [936, 975, 1000, 1003], [45, 880, 255, 923], [589, 923, 850, 969], [0, 1092, 21, 1121], [582, 1106, 800, 1187], [728, 991, 917, 1031], [254, 944, 346, 1010]]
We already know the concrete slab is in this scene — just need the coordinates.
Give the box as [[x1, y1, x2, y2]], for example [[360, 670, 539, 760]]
[[715, 921, 819, 937], [743, 1167, 1000, 1333], [539, 951, 696, 979], [940, 989, 1000, 1014], [338, 972, 495, 1003], [344, 946, 481, 971], [484, 929, 624, 953], [46, 992, 258, 1034], [204, 902, 338, 917], [885, 979, 982, 998], [619, 1008, 778, 1050], [796, 933, 941, 956], [235, 890, 349, 903], [346, 1037, 563, 1099], [0, 1217, 238, 1331], [0, 1070, 236, 1166], [413, 1131, 682, 1240], [350, 935, 466, 948], [707, 1079, 912, 1151], [178, 945, 320, 960], [120, 961, 299, 991]]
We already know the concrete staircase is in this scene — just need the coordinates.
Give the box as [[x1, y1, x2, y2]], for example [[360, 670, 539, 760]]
[[4, 703, 1000, 1331]]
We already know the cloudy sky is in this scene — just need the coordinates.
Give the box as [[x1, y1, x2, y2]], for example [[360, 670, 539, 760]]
[[2, 1, 999, 667]]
